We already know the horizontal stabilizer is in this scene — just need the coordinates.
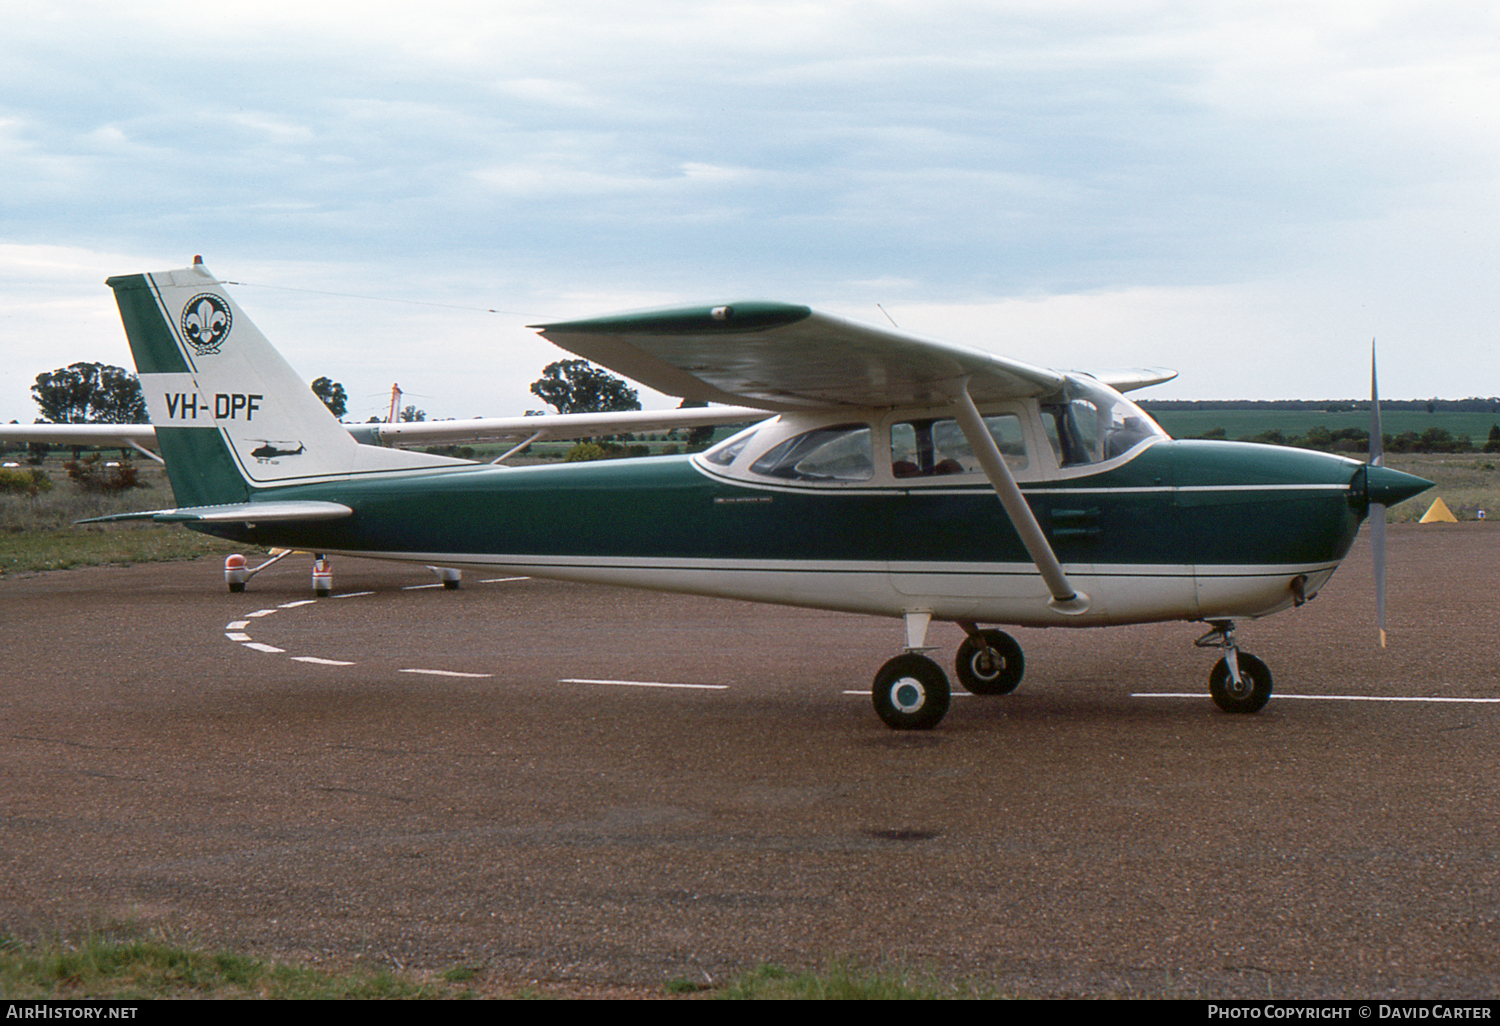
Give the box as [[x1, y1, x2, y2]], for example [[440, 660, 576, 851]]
[[79, 500, 353, 525]]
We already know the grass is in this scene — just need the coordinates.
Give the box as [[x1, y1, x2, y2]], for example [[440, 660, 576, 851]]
[[713, 962, 1007, 1000], [0, 927, 1013, 1000], [0, 928, 476, 1000], [1381, 453, 1500, 523], [0, 459, 241, 576]]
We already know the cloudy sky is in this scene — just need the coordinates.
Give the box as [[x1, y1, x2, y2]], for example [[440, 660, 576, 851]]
[[2, 0, 1497, 423]]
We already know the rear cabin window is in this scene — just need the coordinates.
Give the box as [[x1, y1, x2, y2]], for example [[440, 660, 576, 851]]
[[890, 415, 1027, 479], [749, 424, 873, 482]]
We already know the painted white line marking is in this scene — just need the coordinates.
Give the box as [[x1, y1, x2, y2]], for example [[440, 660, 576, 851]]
[[293, 657, 356, 666], [279, 599, 317, 608], [246, 609, 278, 618], [402, 583, 444, 591], [225, 633, 251, 642], [480, 576, 531, 583], [225, 621, 249, 630], [399, 668, 493, 678], [334, 591, 374, 599], [562, 678, 728, 691], [243, 642, 285, 653], [1132, 693, 1500, 704]]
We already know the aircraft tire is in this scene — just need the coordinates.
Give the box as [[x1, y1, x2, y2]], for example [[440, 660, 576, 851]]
[[1209, 653, 1272, 714], [227, 582, 245, 593], [955, 630, 1025, 695], [872, 653, 951, 730]]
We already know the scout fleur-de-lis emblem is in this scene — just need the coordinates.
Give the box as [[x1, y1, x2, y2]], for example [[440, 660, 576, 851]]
[[180, 294, 232, 354]]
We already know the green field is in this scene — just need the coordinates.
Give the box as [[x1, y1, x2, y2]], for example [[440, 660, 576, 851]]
[[1148, 408, 1498, 443]]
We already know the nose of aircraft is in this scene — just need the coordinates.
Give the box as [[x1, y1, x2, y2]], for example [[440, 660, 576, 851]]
[[1362, 464, 1435, 507]]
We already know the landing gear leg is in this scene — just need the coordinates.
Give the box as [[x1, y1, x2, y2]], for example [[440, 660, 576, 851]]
[[871, 611, 952, 731], [1196, 619, 1272, 714]]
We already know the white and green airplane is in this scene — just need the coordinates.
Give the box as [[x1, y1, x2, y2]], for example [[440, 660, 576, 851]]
[[8, 260, 1433, 729]]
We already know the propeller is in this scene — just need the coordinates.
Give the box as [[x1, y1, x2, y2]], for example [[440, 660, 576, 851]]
[[1370, 339, 1387, 648]]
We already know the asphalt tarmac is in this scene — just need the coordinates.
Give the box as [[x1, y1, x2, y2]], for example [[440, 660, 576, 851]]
[[2, 522, 1497, 998]]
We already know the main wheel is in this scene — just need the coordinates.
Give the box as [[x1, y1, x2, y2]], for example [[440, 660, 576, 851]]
[[871, 653, 952, 731], [1209, 653, 1272, 714], [954, 630, 1025, 695]]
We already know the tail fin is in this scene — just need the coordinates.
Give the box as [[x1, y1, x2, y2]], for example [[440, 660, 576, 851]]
[[108, 260, 462, 506]]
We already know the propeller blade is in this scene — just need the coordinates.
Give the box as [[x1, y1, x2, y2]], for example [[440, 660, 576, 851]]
[[1372, 502, 1387, 648], [1370, 338, 1386, 648], [1370, 338, 1384, 469]]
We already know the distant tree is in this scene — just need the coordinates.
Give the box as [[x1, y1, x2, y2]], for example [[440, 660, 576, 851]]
[[32, 363, 147, 424], [311, 377, 347, 418], [399, 405, 426, 422], [530, 360, 641, 415], [677, 398, 716, 447]]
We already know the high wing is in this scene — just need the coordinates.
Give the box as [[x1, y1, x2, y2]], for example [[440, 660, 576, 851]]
[[532, 304, 1074, 411], [534, 300, 1179, 619], [0, 406, 765, 455], [0, 423, 158, 448]]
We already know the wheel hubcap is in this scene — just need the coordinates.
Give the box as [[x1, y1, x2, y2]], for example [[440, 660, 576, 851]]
[[892, 679, 925, 712]]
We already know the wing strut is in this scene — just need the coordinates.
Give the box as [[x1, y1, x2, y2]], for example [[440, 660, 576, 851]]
[[949, 382, 1090, 615], [125, 438, 165, 465]]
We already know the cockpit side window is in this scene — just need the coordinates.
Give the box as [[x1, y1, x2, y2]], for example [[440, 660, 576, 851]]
[[890, 414, 1027, 478], [1041, 399, 1101, 467], [749, 423, 873, 482]]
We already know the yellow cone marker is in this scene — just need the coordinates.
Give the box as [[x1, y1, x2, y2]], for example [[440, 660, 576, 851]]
[[1419, 497, 1458, 523]]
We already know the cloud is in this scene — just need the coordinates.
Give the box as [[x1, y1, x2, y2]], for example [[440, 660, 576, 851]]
[[0, 1, 1497, 420]]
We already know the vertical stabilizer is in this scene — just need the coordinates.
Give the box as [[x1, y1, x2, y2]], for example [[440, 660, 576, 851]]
[[107, 260, 462, 506]]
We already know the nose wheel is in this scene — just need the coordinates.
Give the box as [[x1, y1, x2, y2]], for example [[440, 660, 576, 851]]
[[1198, 620, 1273, 713], [954, 627, 1024, 695]]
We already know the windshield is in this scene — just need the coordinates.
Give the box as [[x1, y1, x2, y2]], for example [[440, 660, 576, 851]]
[[1040, 376, 1168, 467]]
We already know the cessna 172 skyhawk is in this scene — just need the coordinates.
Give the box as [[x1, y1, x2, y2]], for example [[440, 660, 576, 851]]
[[13, 260, 1433, 729]]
